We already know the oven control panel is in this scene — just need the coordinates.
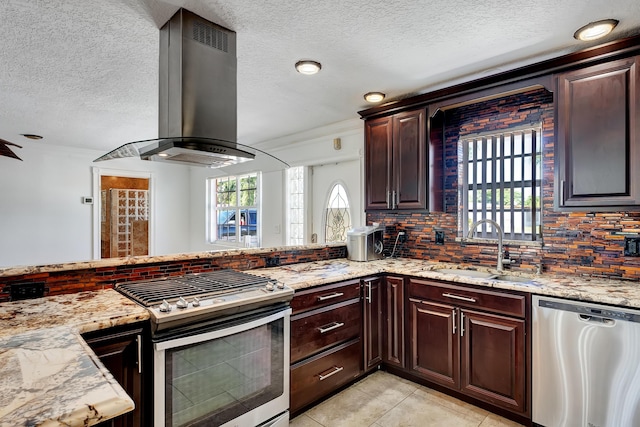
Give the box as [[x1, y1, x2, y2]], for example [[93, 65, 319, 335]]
[[149, 281, 294, 326]]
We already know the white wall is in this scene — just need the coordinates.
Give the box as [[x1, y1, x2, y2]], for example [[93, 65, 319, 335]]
[[187, 118, 365, 249], [0, 119, 364, 267], [0, 142, 191, 267]]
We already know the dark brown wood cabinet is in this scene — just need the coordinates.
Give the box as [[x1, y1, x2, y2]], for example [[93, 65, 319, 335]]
[[407, 279, 528, 416], [555, 55, 640, 210], [82, 323, 148, 427], [290, 279, 363, 414], [362, 276, 383, 371], [365, 108, 428, 210], [408, 299, 458, 388], [460, 309, 526, 413], [382, 276, 405, 368], [290, 339, 361, 413]]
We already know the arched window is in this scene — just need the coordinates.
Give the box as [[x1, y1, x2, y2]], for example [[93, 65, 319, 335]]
[[325, 183, 351, 243]]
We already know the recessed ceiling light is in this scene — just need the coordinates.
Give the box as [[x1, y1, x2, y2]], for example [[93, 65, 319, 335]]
[[21, 134, 43, 140], [295, 60, 322, 75], [364, 92, 386, 103], [573, 19, 619, 41]]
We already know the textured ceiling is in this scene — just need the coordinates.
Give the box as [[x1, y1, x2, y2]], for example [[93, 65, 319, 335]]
[[1, 0, 640, 154]]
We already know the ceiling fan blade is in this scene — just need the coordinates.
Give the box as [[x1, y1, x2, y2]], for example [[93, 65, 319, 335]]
[[0, 138, 23, 160]]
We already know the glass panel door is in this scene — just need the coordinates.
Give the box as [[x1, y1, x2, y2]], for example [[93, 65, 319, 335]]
[[164, 318, 285, 426]]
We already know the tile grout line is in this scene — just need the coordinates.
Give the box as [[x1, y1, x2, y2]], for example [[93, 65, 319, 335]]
[[410, 388, 492, 426], [366, 391, 417, 427]]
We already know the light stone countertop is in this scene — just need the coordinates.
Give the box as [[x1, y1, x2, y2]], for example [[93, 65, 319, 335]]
[[2, 257, 640, 426], [0, 290, 149, 426], [251, 258, 640, 309]]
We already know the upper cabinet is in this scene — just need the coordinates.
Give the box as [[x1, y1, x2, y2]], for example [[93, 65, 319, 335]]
[[555, 55, 640, 210], [365, 107, 441, 211]]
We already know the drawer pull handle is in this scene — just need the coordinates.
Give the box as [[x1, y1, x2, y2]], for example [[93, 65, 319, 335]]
[[318, 322, 345, 334], [318, 292, 344, 301], [319, 366, 344, 381], [442, 292, 476, 303]]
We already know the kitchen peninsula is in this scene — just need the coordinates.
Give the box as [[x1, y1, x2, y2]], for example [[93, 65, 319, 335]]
[[3, 249, 640, 426]]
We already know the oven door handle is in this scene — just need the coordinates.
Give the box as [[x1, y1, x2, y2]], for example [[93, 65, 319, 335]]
[[154, 307, 292, 351]]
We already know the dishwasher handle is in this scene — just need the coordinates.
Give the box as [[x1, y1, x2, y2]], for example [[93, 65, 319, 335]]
[[578, 314, 615, 326]]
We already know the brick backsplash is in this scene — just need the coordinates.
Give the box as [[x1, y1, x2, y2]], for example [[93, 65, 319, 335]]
[[0, 246, 346, 302], [370, 88, 640, 281]]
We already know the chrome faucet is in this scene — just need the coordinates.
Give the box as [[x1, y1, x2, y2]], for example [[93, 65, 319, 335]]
[[467, 219, 511, 272]]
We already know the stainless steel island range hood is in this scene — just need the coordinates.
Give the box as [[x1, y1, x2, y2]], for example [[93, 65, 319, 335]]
[[95, 9, 287, 170]]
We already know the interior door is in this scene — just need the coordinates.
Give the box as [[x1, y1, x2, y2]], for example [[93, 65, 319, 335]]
[[310, 159, 363, 243]]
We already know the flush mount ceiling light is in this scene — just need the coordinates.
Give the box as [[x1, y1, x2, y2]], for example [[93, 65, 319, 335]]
[[573, 19, 619, 41], [21, 134, 43, 140], [364, 92, 386, 103], [295, 60, 322, 75]]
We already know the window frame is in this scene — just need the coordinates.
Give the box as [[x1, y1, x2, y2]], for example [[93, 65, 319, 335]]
[[207, 173, 261, 246], [459, 124, 542, 242], [324, 181, 352, 243], [286, 166, 306, 246]]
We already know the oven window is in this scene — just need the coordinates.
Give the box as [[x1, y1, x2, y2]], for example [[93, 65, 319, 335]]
[[165, 318, 284, 426]]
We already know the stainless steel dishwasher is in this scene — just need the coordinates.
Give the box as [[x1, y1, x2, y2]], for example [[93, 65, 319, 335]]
[[532, 295, 640, 427]]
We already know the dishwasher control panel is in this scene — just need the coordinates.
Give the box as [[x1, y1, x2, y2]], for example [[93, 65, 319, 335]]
[[537, 298, 640, 322]]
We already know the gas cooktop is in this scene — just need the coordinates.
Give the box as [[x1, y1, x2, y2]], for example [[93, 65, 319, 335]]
[[115, 269, 293, 331]]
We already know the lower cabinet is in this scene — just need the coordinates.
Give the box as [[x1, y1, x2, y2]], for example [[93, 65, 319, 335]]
[[382, 276, 405, 368], [362, 276, 383, 371], [82, 322, 148, 427], [290, 279, 363, 414], [290, 274, 529, 421], [460, 309, 526, 412], [407, 278, 528, 416], [408, 299, 458, 387], [290, 338, 362, 412]]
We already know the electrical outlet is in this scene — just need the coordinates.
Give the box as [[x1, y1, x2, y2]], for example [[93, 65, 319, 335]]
[[624, 237, 640, 256], [10, 283, 45, 301], [398, 232, 407, 243], [266, 256, 281, 267], [435, 230, 445, 245]]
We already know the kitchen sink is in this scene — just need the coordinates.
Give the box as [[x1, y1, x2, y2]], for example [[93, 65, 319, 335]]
[[431, 269, 497, 279], [432, 268, 540, 285], [491, 274, 538, 284]]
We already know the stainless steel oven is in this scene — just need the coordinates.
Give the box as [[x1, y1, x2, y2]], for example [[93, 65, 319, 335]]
[[116, 269, 293, 427]]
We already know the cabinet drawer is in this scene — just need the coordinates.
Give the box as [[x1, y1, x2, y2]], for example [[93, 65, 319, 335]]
[[291, 298, 361, 363], [290, 339, 362, 413], [409, 278, 525, 318], [291, 279, 361, 314]]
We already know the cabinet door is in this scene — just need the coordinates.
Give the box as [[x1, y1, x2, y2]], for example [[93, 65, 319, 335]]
[[383, 276, 405, 368], [83, 325, 146, 427], [393, 108, 426, 209], [460, 309, 526, 414], [365, 116, 393, 210], [408, 299, 458, 388], [556, 56, 640, 209], [363, 277, 383, 371]]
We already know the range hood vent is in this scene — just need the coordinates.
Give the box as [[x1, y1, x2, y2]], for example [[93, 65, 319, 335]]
[[95, 9, 288, 170]]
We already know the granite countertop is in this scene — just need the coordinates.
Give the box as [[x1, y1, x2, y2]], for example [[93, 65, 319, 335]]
[[0, 290, 149, 426], [252, 258, 640, 309], [2, 256, 640, 426]]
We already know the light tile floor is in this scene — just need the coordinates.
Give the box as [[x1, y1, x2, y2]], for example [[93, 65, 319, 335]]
[[290, 371, 524, 427]]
